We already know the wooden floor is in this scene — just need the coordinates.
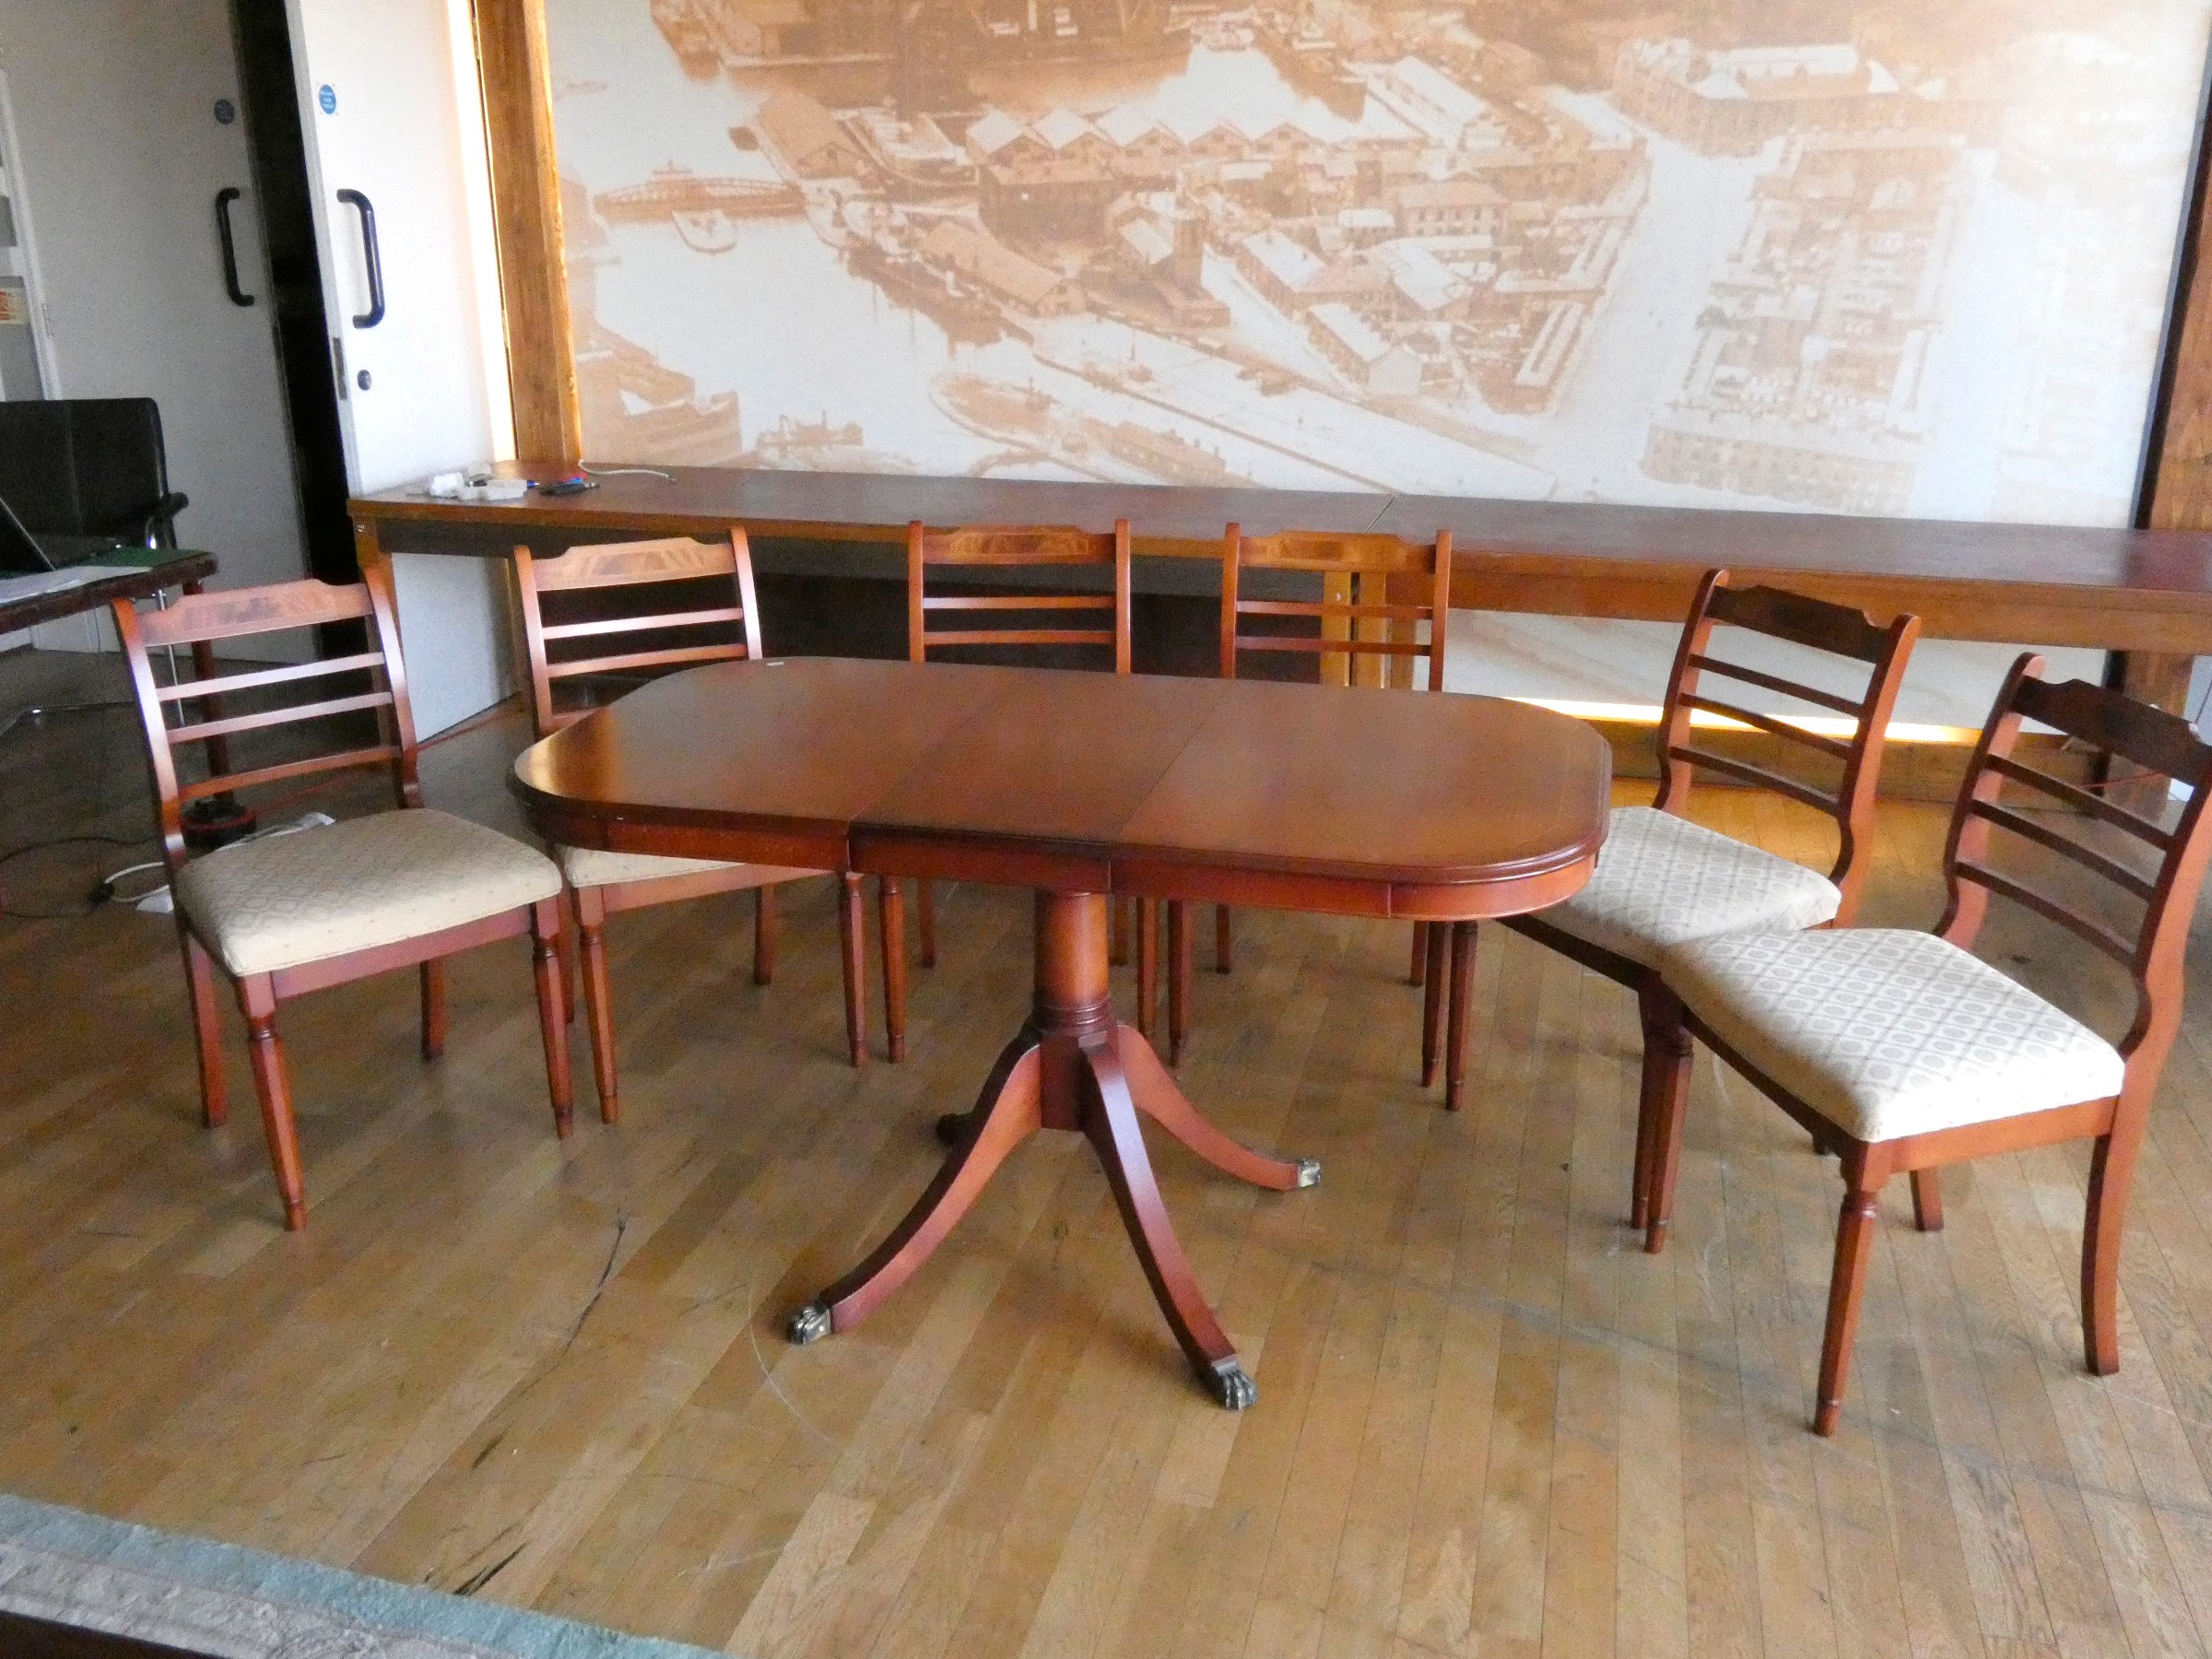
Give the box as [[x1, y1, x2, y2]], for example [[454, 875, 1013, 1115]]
[[8, 648, 2212, 1658]]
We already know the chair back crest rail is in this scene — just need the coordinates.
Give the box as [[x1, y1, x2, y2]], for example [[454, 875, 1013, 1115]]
[[1220, 525, 1453, 690], [113, 565, 420, 873], [512, 532, 764, 734], [1653, 568, 1920, 919], [1938, 653, 2212, 1069], [906, 519, 1132, 671]]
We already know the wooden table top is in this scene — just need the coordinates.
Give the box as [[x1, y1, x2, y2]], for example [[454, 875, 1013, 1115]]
[[0, 548, 216, 636], [354, 465, 2212, 651], [511, 658, 1613, 920]]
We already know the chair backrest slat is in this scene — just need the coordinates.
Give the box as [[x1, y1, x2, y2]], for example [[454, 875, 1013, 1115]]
[[133, 580, 374, 648], [156, 651, 386, 705], [1683, 654, 1864, 717], [1940, 653, 2212, 1071], [513, 532, 764, 734], [168, 689, 394, 747], [112, 564, 418, 873], [526, 535, 739, 592], [176, 747, 394, 802], [1985, 753, 2176, 848], [921, 594, 1115, 613], [1668, 747, 1840, 817], [538, 606, 750, 642], [1653, 569, 1920, 923], [1679, 694, 1857, 761], [907, 520, 1132, 673], [1220, 524, 1452, 691]]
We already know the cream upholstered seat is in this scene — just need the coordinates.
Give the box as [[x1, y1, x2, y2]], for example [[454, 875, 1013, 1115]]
[[1540, 805, 1841, 970], [559, 844, 733, 888], [178, 809, 561, 979], [1664, 927, 2124, 1144]]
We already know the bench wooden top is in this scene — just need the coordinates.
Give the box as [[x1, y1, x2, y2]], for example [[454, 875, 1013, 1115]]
[[354, 464, 2212, 651]]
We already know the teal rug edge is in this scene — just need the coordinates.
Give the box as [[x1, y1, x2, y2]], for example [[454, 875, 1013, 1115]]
[[0, 1492, 727, 1658]]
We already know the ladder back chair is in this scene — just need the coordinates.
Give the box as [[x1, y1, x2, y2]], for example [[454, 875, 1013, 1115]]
[[1165, 524, 1452, 1063], [903, 518, 1134, 1053], [1500, 570, 1918, 1183], [112, 563, 571, 1231], [1659, 656, 2212, 1434], [514, 532, 878, 1114]]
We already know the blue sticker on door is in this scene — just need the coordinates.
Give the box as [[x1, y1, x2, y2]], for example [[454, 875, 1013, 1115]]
[[316, 84, 335, 115]]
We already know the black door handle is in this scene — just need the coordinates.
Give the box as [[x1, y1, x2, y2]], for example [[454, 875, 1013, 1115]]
[[335, 188, 385, 328], [215, 187, 255, 307]]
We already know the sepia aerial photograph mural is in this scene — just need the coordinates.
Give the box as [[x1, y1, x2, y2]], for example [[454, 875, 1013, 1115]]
[[543, 0, 2212, 534]]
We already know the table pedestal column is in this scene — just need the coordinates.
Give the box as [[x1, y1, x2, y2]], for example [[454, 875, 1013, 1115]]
[[787, 889, 1318, 1408]]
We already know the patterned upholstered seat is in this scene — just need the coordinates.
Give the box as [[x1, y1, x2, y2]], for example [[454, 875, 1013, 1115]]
[[1664, 928, 2124, 1143], [1539, 806, 1842, 970], [177, 809, 561, 978], [556, 844, 772, 889]]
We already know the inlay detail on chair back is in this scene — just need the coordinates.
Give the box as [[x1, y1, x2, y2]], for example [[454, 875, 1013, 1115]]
[[113, 564, 419, 876], [1654, 569, 1921, 923], [906, 520, 1132, 673], [513, 532, 764, 735], [1940, 655, 2212, 1072], [1219, 525, 1453, 691]]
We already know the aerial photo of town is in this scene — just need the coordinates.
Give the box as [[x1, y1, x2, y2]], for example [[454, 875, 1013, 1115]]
[[543, 0, 2209, 529]]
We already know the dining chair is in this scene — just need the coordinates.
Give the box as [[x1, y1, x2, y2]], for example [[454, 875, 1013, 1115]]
[[1495, 579, 1928, 1176], [1163, 523, 1453, 1064], [112, 563, 572, 1231], [902, 517, 1133, 1054], [1496, 571, 1918, 1185], [513, 533, 877, 1115], [1656, 655, 2212, 1434]]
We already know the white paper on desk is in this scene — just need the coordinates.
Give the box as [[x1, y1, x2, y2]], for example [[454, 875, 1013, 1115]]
[[0, 565, 143, 606]]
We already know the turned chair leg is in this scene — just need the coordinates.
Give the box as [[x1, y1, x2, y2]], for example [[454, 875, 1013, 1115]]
[[419, 959, 448, 1060], [530, 898, 576, 1136], [836, 876, 870, 1066], [1909, 1169, 1944, 1232], [754, 885, 778, 986], [573, 885, 618, 1124], [554, 895, 579, 1026], [1169, 899, 1192, 1065], [1817, 1167, 1885, 1436], [1442, 923, 1476, 1112], [238, 976, 305, 1231], [879, 875, 908, 1063], [917, 878, 937, 969], [1419, 921, 1448, 1087], [1136, 900, 1160, 1040], [179, 925, 228, 1128], [2083, 1123, 2146, 1376], [1636, 979, 1695, 1253]]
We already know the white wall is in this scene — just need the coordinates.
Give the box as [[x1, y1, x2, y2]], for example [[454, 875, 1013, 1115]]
[[0, 0, 308, 633]]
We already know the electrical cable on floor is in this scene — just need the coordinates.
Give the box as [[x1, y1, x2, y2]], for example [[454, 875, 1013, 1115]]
[[0, 834, 147, 920], [577, 464, 674, 481]]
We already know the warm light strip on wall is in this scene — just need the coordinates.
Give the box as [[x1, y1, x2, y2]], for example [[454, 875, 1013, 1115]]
[[1510, 699, 1979, 746]]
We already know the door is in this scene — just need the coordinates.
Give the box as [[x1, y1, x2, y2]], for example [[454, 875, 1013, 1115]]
[[287, 0, 516, 734], [0, 1, 310, 646]]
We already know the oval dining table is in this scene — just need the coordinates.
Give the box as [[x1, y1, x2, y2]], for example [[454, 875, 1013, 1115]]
[[513, 657, 1611, 1407]]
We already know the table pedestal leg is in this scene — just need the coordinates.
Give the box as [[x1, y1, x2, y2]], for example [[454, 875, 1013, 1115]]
[[788, 890, 1315, 1409]]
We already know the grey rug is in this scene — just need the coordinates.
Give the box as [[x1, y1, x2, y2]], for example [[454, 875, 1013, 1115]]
[[0, 1494, 724, 1659]]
